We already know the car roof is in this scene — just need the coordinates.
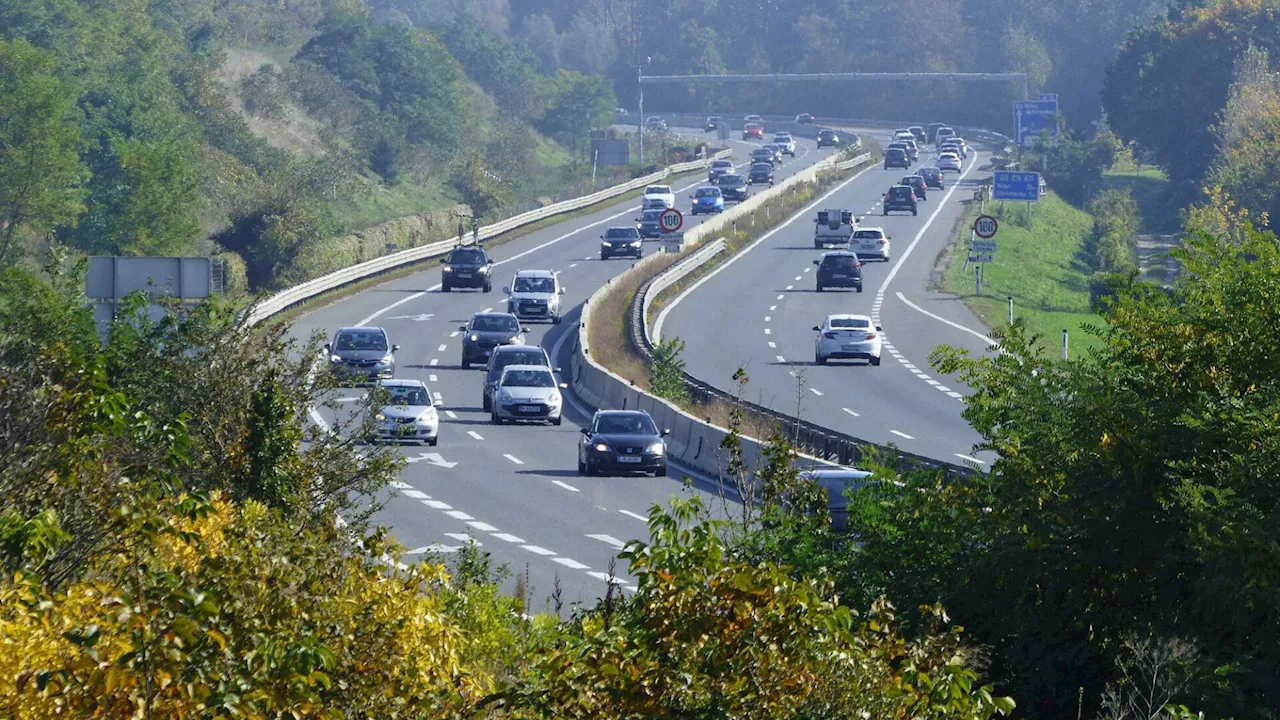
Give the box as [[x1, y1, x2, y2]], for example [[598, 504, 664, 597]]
[[855, 226, 886, 233], [336, 326, 385, 334], [713, 159, 733, 165], [799, 468, 874, 481], [471, 312, 517, 320], [940, 151, 959, 157], [379, 378, 426, 389], [645, 185, 671, 192], [493, 344, 546, 355], [820, 250, 859, 258], [696, 185, 721, 192], [596, 409, 652, 418], [514, 269, 555, 278], [500, 364, 552, 374], [823, 313, 873, 323], [607, 225, 640, 231]]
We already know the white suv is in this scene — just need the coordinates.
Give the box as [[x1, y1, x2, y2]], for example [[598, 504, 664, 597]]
[[851, 227, 892, 262], [504, 270, 565, 324], [814, 314, 883, 366], [642, 184, 675, 209], [772, 133, 796, 156]]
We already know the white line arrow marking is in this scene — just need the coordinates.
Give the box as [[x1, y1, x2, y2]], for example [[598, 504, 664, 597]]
[[389, 313, 434, 322], [403, 452, 458, 468]]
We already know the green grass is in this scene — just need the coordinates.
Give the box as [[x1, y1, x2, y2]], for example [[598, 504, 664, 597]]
[[1101, 166, 1181, 234], [329, 178, 454, 231], [941, 193, 1107, 356]]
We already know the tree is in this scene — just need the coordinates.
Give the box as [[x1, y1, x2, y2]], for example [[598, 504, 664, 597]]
[[448, 152, 509, 220], [648, 336, 688, 403], [0, 39, 84, 264], [1209, 45, 1280, 229], [537, 69, 615, 153]]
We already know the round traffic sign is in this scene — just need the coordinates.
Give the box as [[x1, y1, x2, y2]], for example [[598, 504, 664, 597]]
[[973, 214, 999, 239], [659, 208, 684, 233]]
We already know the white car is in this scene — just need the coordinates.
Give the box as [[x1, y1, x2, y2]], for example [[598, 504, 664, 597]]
[[744, 113, 763, 124], [851, 227, 892, 262], [772, 133, 796, 156], [894, 130, 915, 143], [491, 365, 565, 425], [938, 152, 962, 172], [642, 184, 675, 209], [813, 314, 883, 366], [504, 269, 565, 324], [368, 379, 441, 446]]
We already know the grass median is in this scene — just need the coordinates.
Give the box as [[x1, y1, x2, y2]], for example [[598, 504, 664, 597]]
[[586, 160, 866, 433]]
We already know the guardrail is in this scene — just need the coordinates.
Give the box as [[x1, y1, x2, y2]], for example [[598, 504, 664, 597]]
[[620, 112, 1013, 150], [243, 148, 731, 326]]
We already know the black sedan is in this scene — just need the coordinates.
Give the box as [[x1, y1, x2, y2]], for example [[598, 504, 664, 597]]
[[918, 166, 944, 189], [900, 175, 929, 201], [747, 162, 775, 185], [816, 129, 840, 148], [459, 312, 526, 369], [578, 410, 668, 477], [441, 246, 494, 292], [719, 174, 749, 201]]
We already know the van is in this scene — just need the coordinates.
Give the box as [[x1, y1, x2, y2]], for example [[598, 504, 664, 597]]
[[814, 209, 856, 249]]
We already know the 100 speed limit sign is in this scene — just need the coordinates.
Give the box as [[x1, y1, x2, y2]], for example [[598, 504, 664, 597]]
[[973, 214, 998, 239], [659, 208, 684, 233]]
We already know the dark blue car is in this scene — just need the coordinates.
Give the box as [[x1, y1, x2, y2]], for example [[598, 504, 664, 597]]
[[635, 209, 664, 238]]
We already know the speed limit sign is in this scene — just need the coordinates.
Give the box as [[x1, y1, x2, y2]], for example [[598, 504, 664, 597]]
[[659, 208, 684, 234], [973, 214, 999, 239]]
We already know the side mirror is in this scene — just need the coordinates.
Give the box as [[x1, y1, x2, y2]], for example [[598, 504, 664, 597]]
[[687, 195, 693, 199], [812, 326, 821, 331], [580, 428, 591, 436], [458, 325, 467, 332], [519, 327, 528, 333], [559, 287, 566, 295], [323, 343, 331, 351], [391, 344, 401, 353], [439, 258, 447, 264], [662, 429, 671, 437], [488, 259, 495, 264], [502, 286, 511, 294], [875, 326, 883, 332], [559, 382, 569, 389], [634, 218, 640, 222], [812, 260, 820, 265]]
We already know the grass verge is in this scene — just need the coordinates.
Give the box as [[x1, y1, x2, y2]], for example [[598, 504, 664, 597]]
[[1101, 166, 1180, 234], [587, 161, 866, 435], [938, 193, 1106, 356]]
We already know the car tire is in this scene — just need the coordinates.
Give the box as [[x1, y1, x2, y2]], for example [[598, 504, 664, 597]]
[[871, 356, 882, 366], [883, 209, 888, 216], [585, 458, 597, 477], [815, 352, 826, 365], [551, 417, 562, 426], [461, 357, 470, 370], [482, 395, 491, 412], [653, 464, 666, 478], [441, 283, 451, 293], [600, 253, 608, 261], [429, 437, 439, 446], [484, 283, 492, 293], [912, 209, 918, 216], [552, 314, 562, 325], [816, 284, 824, 292], [856, 284, 863, 293], [578, 457, 587, 475], [491, 409, 503, 425]]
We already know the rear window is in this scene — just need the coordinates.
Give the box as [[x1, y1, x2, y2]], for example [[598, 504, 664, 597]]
[[645, 186, 670, 195], [886, 148, 905, 157], [822, 256, 859, 269], [852, 230, 884, 239], [751, 163, 771, 171], [831, 318, 871, 329], [890, 187, 913, 198]]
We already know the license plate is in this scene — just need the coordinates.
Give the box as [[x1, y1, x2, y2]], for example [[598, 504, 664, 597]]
[[617, 456, 642, 464], [456, 273, 471, 278], [518, 405, 539, 413], [842, 344, 860, 351], [832, 274, 847, 279]]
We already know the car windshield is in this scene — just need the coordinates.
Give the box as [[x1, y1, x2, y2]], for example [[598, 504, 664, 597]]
[[746, 124, 761, 130], [492, 351, 546, 376], [449, 249, 485, 264], [852, 230, 884, 239], [335, 331, 387, 351], [695, 188, 720, 198], [642, 210, 663, 220], [472, 315, 518, 332], [385, 386, 429, 406], [751, 163, 771, 171], [720, 175, 745, 187], [822, 256, 858, 270], [605, 227, 639, 239], [645, 186, 670, 195], [830, 318, 871, 329], [513, 276, 554, 293], [890, 188, 912, 198], [502, 369, 555, 388], [596, 413, 658, 434], [713, 160, 732, 168]]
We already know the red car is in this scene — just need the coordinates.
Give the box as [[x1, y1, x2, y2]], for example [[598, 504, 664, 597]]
[[742, 123, 764, 140]]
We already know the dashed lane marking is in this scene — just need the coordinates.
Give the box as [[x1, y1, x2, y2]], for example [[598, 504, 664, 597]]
[[402, 489, 430, 500], [491, 533, 525, 543], [955, 454, 987, 465], [620, 509, 648, 521], [433, 392, 443, 401], [504, 454, 525, 465], [777, 294, 784, 300], [569, 263, 578, 268], [444, 533, 475, 543], [586, 534, 626, 549], [586, 571, 630, 586], [429, 374, 438, 382], [810, 388, 824, 396], [768, 341, 777, 348], [430, 358, 439, 366], [445, 410, 458, 419], [449, 331, 460, 338], [437, 344, 448, 352], [764, 316, 771, 322], [785, 285, 794, 290], [843, 408, 860, 417], [890, 430, 915, 440], [553, 480, 580, 492], [764, 328, 771, 335], [553, 557, 590, 570], [423, 500, 452, 510], [776, 355, 786, 363], [770, 305, 777, 311], [444, 510, 475, 521], [467, 521, 499, 532], [522, 545, 557, 556], [467, 430, 484, 440]]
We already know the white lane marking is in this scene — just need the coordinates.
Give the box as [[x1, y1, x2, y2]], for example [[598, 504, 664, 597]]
[[553, 557, 590, 570], [804, 267, 812, 273], [467, 430, 484, 440], [402, 489, 430, 499], [794, 276, 801, 281], [449, 331, 460, 338], [770, 305, 777, 311], [522, 545, 557, 556], [776, 294, 784, 300], [955, 454, 987, 465], [586, 533, 626, 549], [437, 344, 448, 352], [429, 374, 438, 382], [843, 408, 860, 417], [894, 292, 996, 347], [444, 510, 475, 520], [444, 533, 475, 543], [652, 155, 878, 341], [492, 532, 525, 543], [358, 292, 425, 326], [553, 480, 581, 492], [587, 571, 627, 584], [810, 388, 824, 396], [504, 454, 524, 465], [768, 341, 777, 348], [423, 500, 452, 510], [764, 316, 771, 322], [467, 521, 499, 532], [890, 430, 915, 440], [904, 363, 917, 370], [918, 374, 933, 380], [785, 285, 794, 290], [569, 263, 578, 268], [764, 328, 771, 335], [433, 392, 443, 401], [430, 358, 439, 366], [947, 391, 964, 398], [874, 157, 975, 296], [776, 355, 786, 363], [926, 379, 941, 386], [445, 410, 458, 419], [620, 509, 648, 521]]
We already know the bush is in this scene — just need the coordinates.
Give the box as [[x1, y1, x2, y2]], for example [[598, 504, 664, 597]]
[[1085, 188, 1139, 272], [240, 64, 287, 119], [649, 337, 689, 403]]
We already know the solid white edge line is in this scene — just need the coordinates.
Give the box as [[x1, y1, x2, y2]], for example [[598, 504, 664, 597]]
[[895, 291, 997, 347], [652, 160, 879, 342], [876, 155, 976, 296]]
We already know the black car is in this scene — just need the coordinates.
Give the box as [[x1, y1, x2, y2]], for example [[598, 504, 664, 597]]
[[750, 147, 777, 166], [600, 226, 643, 259], [705, 115, 722, 131], [814, 251, 864, 293], [459, 312, 526, 369], [909, 126, 927, 144], [482, 345, 554, 412], [816, 129, 840, 148], [795, 113, 815, 124], [927, 122, 946, 143], [883, 185, 918, 216], [918, 166, 944, 189], [326, 326, 399, 384], [901, 175, 928, 200], [578, 410, 668, 477], [747, 162, 775, 185], [884, 147, 909, 170], [441, 246, 494, 292], [719, 174, 748, 201]]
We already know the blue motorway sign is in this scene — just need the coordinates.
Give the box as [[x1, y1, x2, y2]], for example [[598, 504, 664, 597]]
[[1014, 99, 1058, 147], [993, 171, 1042, 201]]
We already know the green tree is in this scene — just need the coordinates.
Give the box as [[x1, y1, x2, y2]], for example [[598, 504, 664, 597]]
[[448, 151, 509, 220], [537, 70, 615, 154], [0, 39, 84, 264], [648, 336, 688, 403]]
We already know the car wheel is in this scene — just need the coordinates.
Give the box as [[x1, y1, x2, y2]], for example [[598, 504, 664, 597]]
[[441, 283, 451, 292], [816, 284, 824, 292], [600, 253, 608, 261], [585, 458, 597, 476], [636, 249, 643, 258], [482, 395, 491, 412], [815, 351, 826, 365], [491, 409, 503, 425], [429, 437, 439, 446], [857, 284, 863, 293], [912, 209, 918, 216], [551, 417, 562, 426], [484, 283, 492, 293], [871, 356, 882, 366], [653, 464, 667, 478], [883, 209, 888, 216], [461, 357, 470, 369], [578, 457, 587, 475], [552, 314, 562, 325]]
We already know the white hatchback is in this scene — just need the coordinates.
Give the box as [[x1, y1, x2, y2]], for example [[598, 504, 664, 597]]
[[642, 184, 675, 209], [851, 227, 892, 261], [814, 314, 882, 366], [938, 153, 962, 172]]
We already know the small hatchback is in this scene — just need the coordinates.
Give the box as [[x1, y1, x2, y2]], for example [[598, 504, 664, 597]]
[[884, 147, 909, 170], [814, 251, 864, 293], [578, 410, 669, 477], [482, 345, 555, 412], [600, 226, 644, 259], [326, 327, 399, 384], [814, 314, 883, 366], [367, 379, 441, 446], [459, 312, 525, 369], [918, 166, 944, 189], [900, 175, 929, 201], [851, 227, 892, 262], [690, 186, 724, 215], [883, 185, 918, 216], [491, 365, 565, 425]]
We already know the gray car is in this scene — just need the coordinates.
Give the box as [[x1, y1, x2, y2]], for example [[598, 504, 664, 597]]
[[460, 312, 525, 369], [482, 345, 556, 412], [326, 327, 399, 385], [504, 270, 565, 324], [367, 379, 441, 446], [491, 365, 566, 425]]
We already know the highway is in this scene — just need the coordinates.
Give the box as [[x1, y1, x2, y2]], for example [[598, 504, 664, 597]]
[[660, 130, 1000, 468], [291, 128, 839, 611]]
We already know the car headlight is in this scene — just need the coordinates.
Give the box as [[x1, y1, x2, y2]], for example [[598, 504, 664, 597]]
[[647, 442, 665, 455], [470, 334, 479, 342], [419, 407, 437, 421], [380, 354, 393, 364], [375, 413, 386, 421], [478, 266, 489, 273], [631, 240, 641, 247], [330, 355, 342, 363], [593, 442, 610, 452], [547, 394, 561, 406], [443, 266, 453, 273]]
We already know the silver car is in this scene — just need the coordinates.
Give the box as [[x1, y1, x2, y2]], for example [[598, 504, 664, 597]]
[[490, 365, 566, 425], [504, 270, 565, 324], [367, 379, 441, 446], [326, 327, 399, 385]]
